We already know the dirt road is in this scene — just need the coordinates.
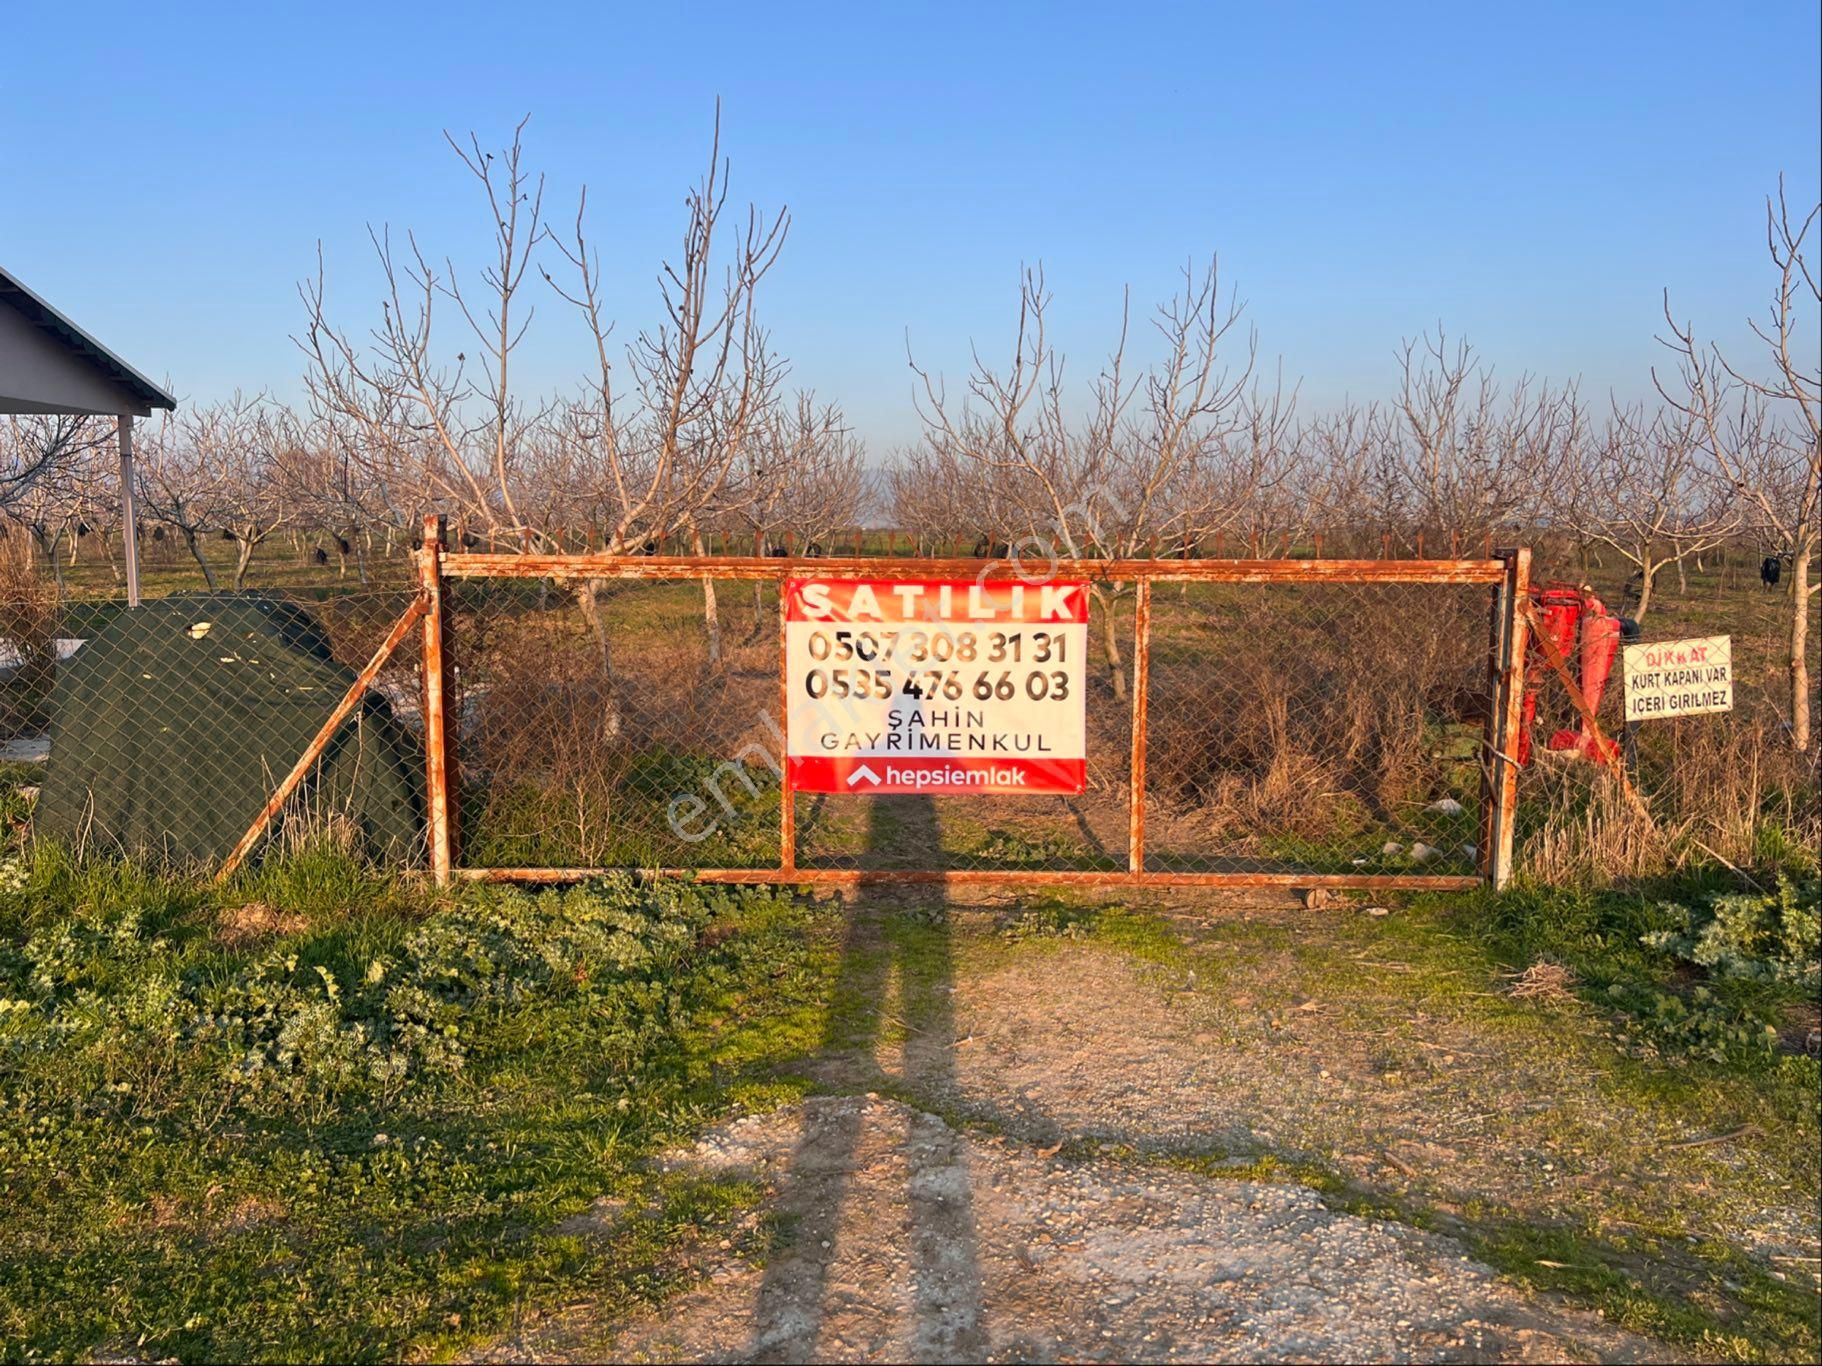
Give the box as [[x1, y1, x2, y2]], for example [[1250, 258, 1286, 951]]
[[469, 882, 1822, 1363], [601, 1093, 1656, 1362]]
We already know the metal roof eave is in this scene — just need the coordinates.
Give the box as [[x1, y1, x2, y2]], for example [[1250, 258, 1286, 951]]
[[0, 267, 177, 414]]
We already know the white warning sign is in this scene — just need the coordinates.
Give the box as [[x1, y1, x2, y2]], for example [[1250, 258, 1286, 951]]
[[1622, 635, 1733, 721]]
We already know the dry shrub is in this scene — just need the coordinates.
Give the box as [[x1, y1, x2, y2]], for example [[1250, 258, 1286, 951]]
[[1506, 959, 1577, 1000], [1521, 773, 1667, 885], [1154, 679, 1344, 838], [469, 637, 637, 862], [1518, 716, 1820, 884], [217, 901, 310, 946], [0, 535, 60, 739], [457, 590, 777, 862], [1146, 584, 1490, 840]]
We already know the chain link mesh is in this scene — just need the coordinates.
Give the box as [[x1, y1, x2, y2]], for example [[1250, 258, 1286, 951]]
[[447, 575, 782, 870], [1510, 567, 1817, 880], [3, 583, 424, 867], [1143, 580, 1491, 877], [7, 538, 1807, 884], [440, 559, 1498, 881]]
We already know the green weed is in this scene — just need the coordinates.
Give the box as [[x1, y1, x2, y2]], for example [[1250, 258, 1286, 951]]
[[0, 847, 830, 1361]]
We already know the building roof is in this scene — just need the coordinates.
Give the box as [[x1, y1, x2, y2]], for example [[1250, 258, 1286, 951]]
[[0, 266, 177, 417]]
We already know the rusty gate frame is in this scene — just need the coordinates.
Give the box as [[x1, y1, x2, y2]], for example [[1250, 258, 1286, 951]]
[[412, 516, 1532, 893]]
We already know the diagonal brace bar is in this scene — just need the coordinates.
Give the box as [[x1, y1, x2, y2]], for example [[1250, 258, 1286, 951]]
[[1516, 597, 1650, 817], [217, 595, 429, 882]]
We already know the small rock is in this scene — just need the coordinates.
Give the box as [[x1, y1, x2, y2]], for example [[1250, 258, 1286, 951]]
[[1363, 906, 1391, 918], [1426, 798, 1465, 816], [1382, 841, 1404, 855], [1409, 842, 1441, 863]]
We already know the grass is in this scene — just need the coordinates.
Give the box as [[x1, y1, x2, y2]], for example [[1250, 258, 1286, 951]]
[[0, 837, 1816, 1360], [0, 841, 838, 1362]]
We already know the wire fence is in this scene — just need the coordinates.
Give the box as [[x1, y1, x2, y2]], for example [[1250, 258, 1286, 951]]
[[445, 574, 784, 872], [1, 583, 425, 867], [430, 534, 1515, 890], [10, 523, 1808, 888]]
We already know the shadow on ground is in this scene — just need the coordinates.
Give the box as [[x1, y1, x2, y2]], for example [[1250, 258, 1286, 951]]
[[746, 794, 986, 1361]]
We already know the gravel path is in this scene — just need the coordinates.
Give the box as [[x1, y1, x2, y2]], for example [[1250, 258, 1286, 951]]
[[594, 1095, 1659, 1363], [472, 908, 1811, 1362]]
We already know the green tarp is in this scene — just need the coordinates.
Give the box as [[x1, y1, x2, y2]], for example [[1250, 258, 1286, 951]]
[[37, 594, 424, 864]]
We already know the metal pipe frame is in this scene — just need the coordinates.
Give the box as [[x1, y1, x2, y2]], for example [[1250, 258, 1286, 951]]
[[425, 548, 1513, 894], [440, 552, 1507, 586]]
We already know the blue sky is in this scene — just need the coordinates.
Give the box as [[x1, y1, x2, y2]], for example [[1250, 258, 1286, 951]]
[[4, 1, 1817, 451]]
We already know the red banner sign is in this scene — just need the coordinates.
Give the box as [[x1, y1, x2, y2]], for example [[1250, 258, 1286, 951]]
[[783, 577, 1088, 795]]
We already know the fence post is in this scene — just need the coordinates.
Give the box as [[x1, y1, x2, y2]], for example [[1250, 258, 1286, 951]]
[[420, 514, 454, 886], [118, 415, 141, 608], [778, 582, 796, 875], [1484, 547, 1530, 888], [1477, 568, 1506, 880], [1128, 578, 1152, 876]]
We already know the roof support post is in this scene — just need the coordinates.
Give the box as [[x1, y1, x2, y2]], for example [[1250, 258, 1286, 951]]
[[118, 414, 141, 607]]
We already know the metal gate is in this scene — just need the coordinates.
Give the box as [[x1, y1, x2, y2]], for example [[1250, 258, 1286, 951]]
[[397, 518, 1532, 894]]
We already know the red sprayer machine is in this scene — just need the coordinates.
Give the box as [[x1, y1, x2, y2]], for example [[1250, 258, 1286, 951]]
[[1517, 582, 1634, 767]]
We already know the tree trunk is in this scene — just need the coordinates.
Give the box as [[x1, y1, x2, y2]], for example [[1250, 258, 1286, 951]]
[[1095, 585, 1126, 700], [234, 534, 256, 590], [744, 580, 767, 644], [691, 526, 722, 666], [1634, 557, 1653, 620], [100, 529, 122, 586], [183, 528, 218, 590], [1792, 542, 1812, 753], [30, 528, 66, 593], [575, 579, 613, 677]]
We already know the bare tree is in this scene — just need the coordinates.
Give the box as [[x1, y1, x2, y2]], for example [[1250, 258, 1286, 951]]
[[303, 110, 794, 676], [134, 409, 229, 587], [1390, 331, 1583, 550], [723, 394, 866, 551], [910, 260, 1261, 697], [886, 438, 1003, 553], [543, 111, 789, 666], [716, 394, 868, 641], [64, 442, 125, 586], [1, 417, 112, 592], [200, 394, 301, 588], [1300, 402, 1406, 554], [1558, 406, 1735, 619], [1659, 180, 1821, 750], [3, 457, 81, 592], [0, 414, 106, 516], [299, 117, 547, 537]]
